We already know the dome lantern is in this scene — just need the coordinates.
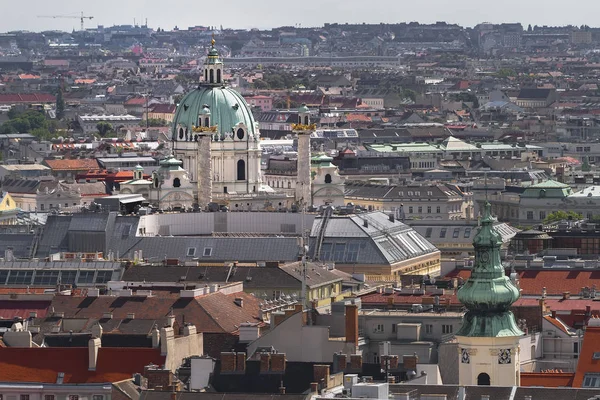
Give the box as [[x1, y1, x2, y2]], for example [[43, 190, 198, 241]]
[[203, 34, 223, 85]]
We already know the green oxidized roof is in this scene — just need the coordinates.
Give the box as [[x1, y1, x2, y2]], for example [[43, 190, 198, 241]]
[[298, 103, 310, 113], [311, 154, 334, 167], [171, 86, 256, 139], [159, 155, 184, 170], [456, 201, 524, 338], [521, 179, 572, 198]]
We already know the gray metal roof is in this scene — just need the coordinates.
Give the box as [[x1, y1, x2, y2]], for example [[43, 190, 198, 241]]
[[114, 236, 300, 263], [310, 211, 438, 265]]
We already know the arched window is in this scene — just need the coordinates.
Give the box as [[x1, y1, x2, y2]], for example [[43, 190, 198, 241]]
[[304, 115, 309, 125], [477, 373, 490, 386], [173, 178, 181, 188], [325, 174, 332, 184], [179, 127, 184, 140], [236, 128, 245, 140], [205, 70, 208, 82], [288, 182, 291, 189], [217, 69, 222, 83], [205, 117, 210, 127], [209, 69, 214, 83], [237, 160, 246, 181]]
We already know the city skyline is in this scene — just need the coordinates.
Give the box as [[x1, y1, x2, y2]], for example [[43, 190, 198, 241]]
[[2, 0, 600, 32]]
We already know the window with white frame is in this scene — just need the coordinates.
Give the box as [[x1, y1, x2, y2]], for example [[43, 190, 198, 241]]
[[583, 373, 600, 387]]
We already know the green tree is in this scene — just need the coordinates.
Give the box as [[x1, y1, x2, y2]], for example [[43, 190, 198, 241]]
[[31, 128, 53, 140], [496, 68, 517, 78], [141, 118, 168, 127], [7, 107, 18, 120], [56, 89, 65, 120], [96, 122, 113, 137], [544, 211, 583, 224], [402, 89, 417, 101]]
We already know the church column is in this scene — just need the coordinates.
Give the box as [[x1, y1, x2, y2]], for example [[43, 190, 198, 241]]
[[197, 133, 213, 209]]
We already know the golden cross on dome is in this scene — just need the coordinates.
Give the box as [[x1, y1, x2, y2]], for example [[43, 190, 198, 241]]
[[211, 33, 215, 47]]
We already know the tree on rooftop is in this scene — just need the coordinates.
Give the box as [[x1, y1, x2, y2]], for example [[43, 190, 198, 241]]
[[96, 122, 113, 137], [543, 211, 583, 224]]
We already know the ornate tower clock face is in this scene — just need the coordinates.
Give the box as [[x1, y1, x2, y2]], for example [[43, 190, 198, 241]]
[[498, 349, 512, 364], [461, 348, 470, 364]]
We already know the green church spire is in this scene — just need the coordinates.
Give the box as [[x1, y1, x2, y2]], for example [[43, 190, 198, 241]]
[[456, 202, 524, 337]]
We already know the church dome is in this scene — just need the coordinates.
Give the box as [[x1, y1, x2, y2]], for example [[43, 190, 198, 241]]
[[171, 37, 257, 141], [172, 85, 256, 140]]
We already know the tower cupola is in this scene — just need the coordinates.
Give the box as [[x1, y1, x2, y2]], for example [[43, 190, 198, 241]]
[[456, 201, 523, 337], [203, 35, 224, 85], [297, 103, 310, 126]]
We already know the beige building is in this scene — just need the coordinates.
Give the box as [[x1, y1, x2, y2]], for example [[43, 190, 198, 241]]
[[345, 182, 470, 221]]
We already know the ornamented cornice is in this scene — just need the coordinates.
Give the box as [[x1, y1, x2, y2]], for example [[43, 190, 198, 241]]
[[192, 125, 218, 133], [292, 123, 317, 131]]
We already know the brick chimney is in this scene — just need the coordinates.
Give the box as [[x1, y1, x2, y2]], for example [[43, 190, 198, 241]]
[[333, 353, 347, 373], [260, 353, 271, 372], [236, 352, 246, 373], [270, 353, 286, 372], [220, 352, 237, 373], [350, 354, 363, 370], [313, 364, 330, 385], [345, 304, 359, 344]]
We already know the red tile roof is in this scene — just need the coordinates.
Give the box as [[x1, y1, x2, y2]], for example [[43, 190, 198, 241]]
[[521, 372, 574, 387], [543, 315, 572, 334], [0, 347, 164, 383], [49, 291, 261, 335], [445, 268, 600, 296], [0, 300, 51, 319], [18, 74, 40, 80], [0, 93, 56, 104], [44, 159, 99, 171], [125, 97, 147, 106], [345, 114, 372, 123], [149, 104, 176, 114], [573, 326, 600, 387]]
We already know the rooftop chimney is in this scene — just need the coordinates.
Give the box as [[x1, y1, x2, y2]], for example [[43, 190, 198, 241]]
[[88, 337, 101, 371], [345, 304, 359, 345]]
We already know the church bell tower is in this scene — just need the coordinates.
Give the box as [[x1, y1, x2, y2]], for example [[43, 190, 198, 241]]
[[456, 202, 524, 387]]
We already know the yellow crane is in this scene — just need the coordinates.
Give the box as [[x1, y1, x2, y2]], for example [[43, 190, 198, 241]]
[[37, 12, 94, 31]]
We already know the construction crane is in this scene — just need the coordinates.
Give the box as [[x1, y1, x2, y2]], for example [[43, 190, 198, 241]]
[[37, 12, 94, 31]]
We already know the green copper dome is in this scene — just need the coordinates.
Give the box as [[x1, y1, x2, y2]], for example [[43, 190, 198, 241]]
[[171, 86, 257, 140], [298, 103, 310, 113], [456, 202, 524, 338], [159, 155, 184, 170]]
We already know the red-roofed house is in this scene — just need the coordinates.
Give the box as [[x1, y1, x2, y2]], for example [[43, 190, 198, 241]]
[[43, 159, 100, 180], [145, 104, 177, 123], [0, 93, 56, 105], [445, 268, 600, 297], [0, 325, 199, 399], [0, 346, 165, 384], [521, 372, 574, 387], [572, 324, 600, 387], [125, 97, 149, 115]]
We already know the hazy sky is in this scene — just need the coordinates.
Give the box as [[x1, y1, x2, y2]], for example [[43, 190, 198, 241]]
[[2, 0, 600, 32]]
